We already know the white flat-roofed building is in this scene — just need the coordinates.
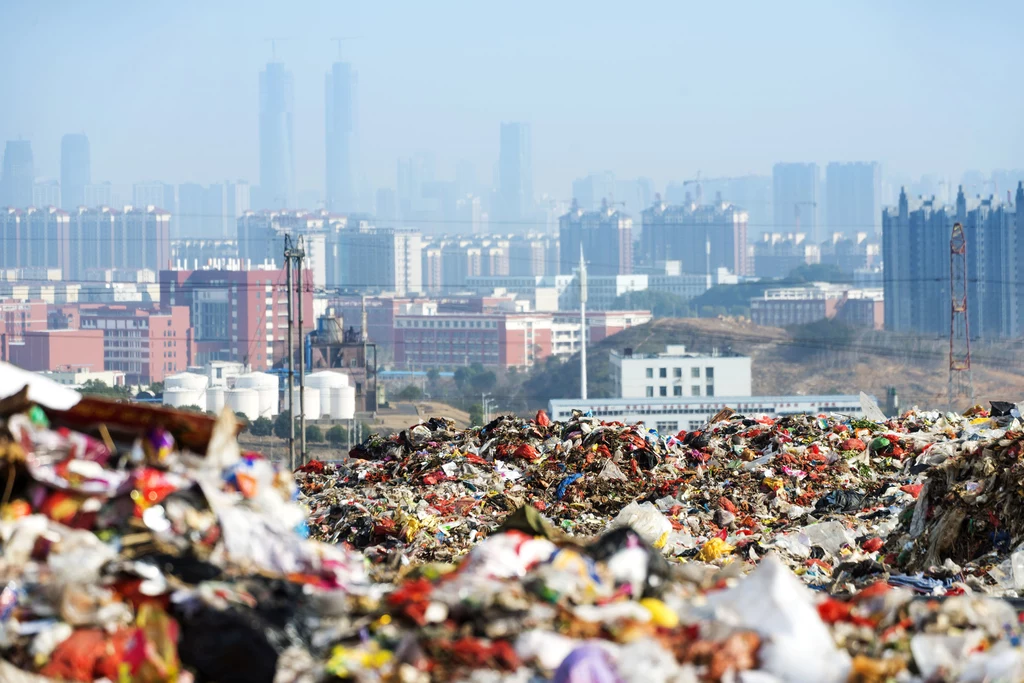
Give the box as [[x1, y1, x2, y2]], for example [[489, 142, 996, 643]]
[[548, 394, 868, 433], [610, 344, 751, 399]]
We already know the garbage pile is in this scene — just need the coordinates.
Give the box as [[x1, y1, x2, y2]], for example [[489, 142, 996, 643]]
[[299, 406, 1024, 596], [888, 403, 1024, 593], [5, 356, 1024, 682], [0, 371, 377, 683]]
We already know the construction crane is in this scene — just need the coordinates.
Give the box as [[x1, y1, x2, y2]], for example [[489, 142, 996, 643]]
[[676, 171, 734, 205]]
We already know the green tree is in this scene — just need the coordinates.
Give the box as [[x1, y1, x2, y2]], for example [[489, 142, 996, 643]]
[[235, 412, 249, 432], [250, 417, 273, 437], [179, 404, 205, 413], [469, 371, 497, 393], [326, 425, 346, 447], [468, 403, 484, 426], [273, 410, 293, 440], [78, 379, 130, 401], [453, 367, 469, 389], [787, 263, 846, 283], [306, 425, 323, 443], [426, 368, 440, 383], [396, 384, 423, 401], [148, 381, 165, 396]]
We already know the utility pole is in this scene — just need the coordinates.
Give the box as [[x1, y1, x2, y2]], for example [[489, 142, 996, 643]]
[[949, 222, 974, 408], [579, 245, 588, 401], [296, 236, 307, 463], [284, 235, 296, 469]]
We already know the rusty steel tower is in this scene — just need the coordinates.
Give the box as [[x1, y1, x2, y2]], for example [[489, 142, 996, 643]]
[[948, 222, 974, 408]]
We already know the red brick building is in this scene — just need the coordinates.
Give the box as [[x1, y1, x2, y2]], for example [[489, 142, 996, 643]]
[[9, 329, 104, 373], [0, 299, 49, 360], [160, 268, 314, 370], [78, 305, 194, 385], [394, 311, 553, 369]]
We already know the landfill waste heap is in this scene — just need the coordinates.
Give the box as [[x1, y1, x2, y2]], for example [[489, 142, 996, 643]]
[[1, 359, 1024, 682]]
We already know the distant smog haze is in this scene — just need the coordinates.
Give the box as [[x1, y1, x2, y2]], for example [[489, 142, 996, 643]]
[[0, 0, 1021, 200]]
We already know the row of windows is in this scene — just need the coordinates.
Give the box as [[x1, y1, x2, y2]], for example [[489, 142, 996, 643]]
[[646, 385, 714, 397], [645, 366, 715, 379], [399, 319, 498, 329]]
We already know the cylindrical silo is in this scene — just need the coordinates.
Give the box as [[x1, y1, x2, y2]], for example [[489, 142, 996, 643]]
[[206, 386, 225, 414], [163, 387, 203, 410], [283, 385, 321, 420], [307, 371, 348, 418], [164, 372, 209, 392], [331, 384, 356, 420], [235, 372, 279, 419], [226, 388, 260, 422]]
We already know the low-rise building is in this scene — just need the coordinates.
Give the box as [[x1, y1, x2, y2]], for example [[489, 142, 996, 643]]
[[78, 305, 194, 385], [38, 367, 126, 388], [9, 329, 104, 374], [610, 344, 751, 399], [548, 394, 868, 433], [550, 310, 652, 357], [750, 283, 884, 329], [393, 310, 553, 369]]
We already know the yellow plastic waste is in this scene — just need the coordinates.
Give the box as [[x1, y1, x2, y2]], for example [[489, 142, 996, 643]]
[[325, 643, 393, 678], [652, 531, 670, 549], [697, 537, 734, 562], [640, 598, 679, 628]]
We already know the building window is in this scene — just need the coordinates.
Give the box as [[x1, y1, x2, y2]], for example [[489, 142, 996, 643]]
[[659, 386, 667, 396], [706, 385, 714, 397], [645, 368, 653, 378], [691, 385, 700, 396], [706, 367, 715, 379], [691, 367, 700, 378], [646, 386, 654, 397], [673, 368, 681, 378], [673, 386, 682, 396], [659, 368, 667, 378], [656, 421, 678, 433]]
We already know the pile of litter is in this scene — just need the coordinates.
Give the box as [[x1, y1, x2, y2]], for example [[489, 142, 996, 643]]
[[299, 405, 1024, 597], [4, 358, 1024, 682]]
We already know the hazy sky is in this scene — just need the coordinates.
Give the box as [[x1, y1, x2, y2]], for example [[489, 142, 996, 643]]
[[2, 0, 1021, 198]]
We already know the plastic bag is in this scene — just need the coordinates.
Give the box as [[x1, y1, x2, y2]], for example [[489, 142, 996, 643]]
[[706, 555, 851, 683], [604, 502, 672, 547]]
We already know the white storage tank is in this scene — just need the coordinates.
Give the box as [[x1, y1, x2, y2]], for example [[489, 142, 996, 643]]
[[164, 372, 209, 392], [163, 387, 204, 410], [226, 388, 260, 422], [206, 386, 225, 414], [283, 386, 321, 421], [234, 372, 279, 419], [307, 371, 348, 418], [330, 384, 356, 420]]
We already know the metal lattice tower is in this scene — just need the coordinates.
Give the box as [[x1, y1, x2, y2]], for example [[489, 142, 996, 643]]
[[948, 222, 974, 408]]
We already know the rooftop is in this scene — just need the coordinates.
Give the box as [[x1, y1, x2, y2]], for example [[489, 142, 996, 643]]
[[610, 344, 746, 360]]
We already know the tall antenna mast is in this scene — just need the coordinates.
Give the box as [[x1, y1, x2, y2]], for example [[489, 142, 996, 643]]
[[579, 244, 588, 401], [948, 221, 974, 408]]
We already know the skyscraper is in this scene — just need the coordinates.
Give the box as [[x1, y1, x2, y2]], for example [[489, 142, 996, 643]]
[[2, 141, 34, 207], [825, 162, 881, 238], [132, 182, 176, 210], [259, 61, 295, 209], [559, 201, 633, 277], [498, 122, 533, 227], [60, 134, 90, 210], [572, 172, 616, 211], [772, 163, 820, 241], [325, 61, 357, 213]]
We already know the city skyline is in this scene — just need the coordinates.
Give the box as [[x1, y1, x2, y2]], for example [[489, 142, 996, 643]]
[[2, 1, 1022, 199]]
